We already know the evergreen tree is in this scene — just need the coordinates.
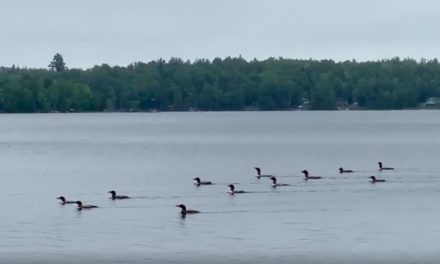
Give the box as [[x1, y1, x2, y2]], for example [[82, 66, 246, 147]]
[[48, 53, 67, 72]]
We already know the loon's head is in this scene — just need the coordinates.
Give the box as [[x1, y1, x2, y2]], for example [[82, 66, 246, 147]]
[[369, 176, 376, 181], [56, 196, 66, 202], [378, 162, 383, 169], [108, 190, 116, 196], [193, 177, 201, 183], [75, 201, 83, 207], [176, 204, 186, 211], [254, 167, 261, 176], [301, 170, 309, 177], [339, 167, 343, 173], [270, 176, 277, 184], [227, 184, 235, 191]]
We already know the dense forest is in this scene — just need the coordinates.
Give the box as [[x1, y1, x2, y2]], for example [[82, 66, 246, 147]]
[[1, 54, 440, 112]]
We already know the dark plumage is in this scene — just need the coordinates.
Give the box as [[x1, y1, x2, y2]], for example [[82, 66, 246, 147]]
[[75, 201, 98, 210], [378, 162, 394, 171], [56, 196, 76, 205], [176, 204, 200, 216], [301, 170, 322, 180], [369, 176, 386, 183], [254, 167, 273, 179], [227, 184, 246, 194], [339, 167, 354, 173], [108, 190, 130, 200], [270, 176, 290, 187], [193, 177, 212, 186]]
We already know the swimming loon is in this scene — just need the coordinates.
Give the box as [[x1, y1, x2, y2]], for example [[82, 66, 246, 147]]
[[254, 167, 273, 179], [301, 170, 322, 180], [176, 204, 200, 216], [270, 176, 290, 187], [339, 167, 354, 173], [56, 196, 76, 205], [369, 176, 386, 183], [378, 162, 394, 171], [193, 177, 212, 186], [75, 201, 98, 210], [108, 190, 130, 200], [227, 184, 246, 194]]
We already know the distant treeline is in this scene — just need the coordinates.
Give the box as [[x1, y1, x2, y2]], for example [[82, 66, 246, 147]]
[[1, 56, 440, 112]]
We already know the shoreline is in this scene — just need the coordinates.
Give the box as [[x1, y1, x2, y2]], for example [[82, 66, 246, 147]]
[[0, 108, 439, 115]]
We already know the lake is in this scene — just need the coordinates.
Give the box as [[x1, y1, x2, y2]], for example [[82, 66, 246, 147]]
[[0, 111, 439, 264]]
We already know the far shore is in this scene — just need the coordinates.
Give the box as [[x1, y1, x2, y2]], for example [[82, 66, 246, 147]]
[[1, 107, 439, 115]]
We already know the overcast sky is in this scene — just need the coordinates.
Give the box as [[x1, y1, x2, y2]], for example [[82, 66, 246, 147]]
[[1, 0, 439, 69]]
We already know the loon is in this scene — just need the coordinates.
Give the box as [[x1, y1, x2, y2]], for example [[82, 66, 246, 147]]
[[339, 167, 354, 173], [227, 184, 246, 194], [56, 196, 76, 205], [176, 204, 200, 216], [75, 201, 98, 210], [378, 162, 394, 171], [254, 167, 273, 179], [108, 190, 130, 200], [270, 176, 290, 187], [301, 170, 322, 180], [193, 177, 212, 186], [369, 176, 386, 183]]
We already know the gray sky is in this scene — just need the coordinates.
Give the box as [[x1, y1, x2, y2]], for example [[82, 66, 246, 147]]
[[1, 0, 439, 69]]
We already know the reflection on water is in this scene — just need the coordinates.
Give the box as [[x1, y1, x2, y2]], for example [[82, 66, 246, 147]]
[[1, 111, 440, 263]]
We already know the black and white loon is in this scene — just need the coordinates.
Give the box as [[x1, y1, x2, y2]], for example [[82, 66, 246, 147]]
[[378, 162, 394, 171], [108, 190, 130, 200], [75, 201, 98, 210], [301, 170, 322, 180], [176, 204, 200, 216], [193, 177, 212, 186], [227, 184, 246, 194], [339, 167, 354, 173], [369, 176, 386, 183], [254, 167, 273, 179], [57, 196, 76, 205], [270, 176, 290, 187]]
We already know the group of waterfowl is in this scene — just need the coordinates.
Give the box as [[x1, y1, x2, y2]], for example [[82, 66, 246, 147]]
[[57, 161, 393, 216], [57, 190, 129, 210]]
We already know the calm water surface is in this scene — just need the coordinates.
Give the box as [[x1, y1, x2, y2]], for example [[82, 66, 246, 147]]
[[0, 111, 439, 263]]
